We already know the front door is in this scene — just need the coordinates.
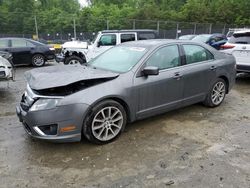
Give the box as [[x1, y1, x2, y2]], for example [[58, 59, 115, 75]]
[[134, 45, 184, 119], [88, 34, 117, 60]]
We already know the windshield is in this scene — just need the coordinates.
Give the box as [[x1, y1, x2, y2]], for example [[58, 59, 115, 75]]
[[228, 32, 250, 44], [192, 35, 211, 43], [88, 46, 148, 73]]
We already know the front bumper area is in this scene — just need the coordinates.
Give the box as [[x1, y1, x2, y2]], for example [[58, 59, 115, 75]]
[[55, 54, 65, 63], [16, 103, 89, 143]]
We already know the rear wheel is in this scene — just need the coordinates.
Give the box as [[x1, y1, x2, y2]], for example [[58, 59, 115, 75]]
[[32, 54, 45, 67], [203, 78, 227, 107], [83, 100, 127, 144], [64, 55, 85, 65]]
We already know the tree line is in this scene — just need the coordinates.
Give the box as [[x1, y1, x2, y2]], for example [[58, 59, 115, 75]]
[[0, 0, 249, 35]]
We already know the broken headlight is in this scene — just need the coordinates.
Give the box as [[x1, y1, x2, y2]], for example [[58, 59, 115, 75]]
[[30, 98, 60, 111]]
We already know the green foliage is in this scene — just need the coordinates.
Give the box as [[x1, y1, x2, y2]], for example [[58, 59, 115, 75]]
[[0, 0, 249, 35]]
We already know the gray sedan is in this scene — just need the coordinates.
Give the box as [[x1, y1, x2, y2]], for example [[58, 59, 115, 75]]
[[16, 40, 236, 144]]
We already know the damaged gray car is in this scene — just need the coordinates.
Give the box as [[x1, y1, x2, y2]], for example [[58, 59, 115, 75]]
[[16, 40, 236, 144]]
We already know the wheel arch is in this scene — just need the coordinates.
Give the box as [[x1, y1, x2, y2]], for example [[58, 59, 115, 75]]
[[85, 96, 131, 124], [218, 75, 229, 94], [65, 50, 86, 60]]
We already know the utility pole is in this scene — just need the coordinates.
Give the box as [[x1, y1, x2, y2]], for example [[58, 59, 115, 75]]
[[106, 20, 109, 30], [34, 15, 39, 39], [73, 18, 76, 39]]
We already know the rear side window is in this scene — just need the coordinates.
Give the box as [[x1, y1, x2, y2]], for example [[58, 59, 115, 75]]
[[11, 39, 28, 47], [228, 32, 250, 44], [183, 45, 214, 64], [138, 33, 156, 40], [120, 34, 135, 43], [99, 34, 116, 46]]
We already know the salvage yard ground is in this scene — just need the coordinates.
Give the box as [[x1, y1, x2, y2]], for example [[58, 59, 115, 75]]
[[0, 63, 250, 188]]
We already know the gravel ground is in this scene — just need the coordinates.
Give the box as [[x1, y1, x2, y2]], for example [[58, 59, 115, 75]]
[[0, 63, 250, 188]]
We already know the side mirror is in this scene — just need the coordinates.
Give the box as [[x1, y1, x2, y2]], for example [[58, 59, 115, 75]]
[[142, 66, 159, 76], [97, 41, 101, 47]]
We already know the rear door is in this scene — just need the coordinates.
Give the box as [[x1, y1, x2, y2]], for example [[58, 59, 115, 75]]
[[10, 38, 33, 65], [180, 44, 217, 105]]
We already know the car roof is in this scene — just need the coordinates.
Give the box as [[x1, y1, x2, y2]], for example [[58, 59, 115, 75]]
[[119, 39, 201, 49], [101, 29, 157, 34], [234, 29, 250, 34], [0, 37, 29, 40]]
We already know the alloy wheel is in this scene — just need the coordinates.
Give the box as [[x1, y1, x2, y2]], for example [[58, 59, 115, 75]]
[[91, 106, 123, 141], [211, 81, 226, 105]]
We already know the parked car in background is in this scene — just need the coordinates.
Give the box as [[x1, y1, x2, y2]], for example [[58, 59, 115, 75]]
[[0, 38, 55, 67], [221, 30, 250, 73], [17, 40, 236, 144], [56, 29, 159, 65], [192, 34, 227, 50], [0, 51, 14, 81], [179, 34, 197, 40], [226, 28, 249, 39]]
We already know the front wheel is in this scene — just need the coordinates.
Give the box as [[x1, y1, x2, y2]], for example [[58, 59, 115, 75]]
[[64, 55, 85, 65], [83, 100, 127, 144], [32, 54, 45, 67], [203, 78, 227, 107]]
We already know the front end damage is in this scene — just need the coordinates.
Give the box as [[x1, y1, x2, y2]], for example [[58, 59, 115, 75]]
[[16, 65, 119, 142]]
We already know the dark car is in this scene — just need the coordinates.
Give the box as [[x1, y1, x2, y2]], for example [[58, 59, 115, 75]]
[[0, 38, 55, 67], [16, 40, 236, 144], [192, 34, 227, 50]]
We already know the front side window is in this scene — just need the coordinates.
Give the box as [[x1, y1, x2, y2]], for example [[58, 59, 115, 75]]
[[183, 44, 214, 64], [0, 39, 9, 48], [88, 46, 148, 73], [120, 34, 136, 43], [146, 45, 180, 70], [99, 34, 116, 46], [11, 39, 28, 47]]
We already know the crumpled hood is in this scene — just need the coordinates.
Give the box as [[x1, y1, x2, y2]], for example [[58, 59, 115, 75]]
[[25, 65, 119, 90]]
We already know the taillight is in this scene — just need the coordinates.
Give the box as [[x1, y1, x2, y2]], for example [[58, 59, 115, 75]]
[[220, 44, 235, 50]]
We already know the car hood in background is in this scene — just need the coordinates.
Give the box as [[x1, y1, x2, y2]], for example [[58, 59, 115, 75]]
[[25, 65, 119, 90], [62, 41, 88, 49]]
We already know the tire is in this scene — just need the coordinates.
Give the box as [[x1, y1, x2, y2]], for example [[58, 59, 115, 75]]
[[64, 55, 85, 65], [203, 78, 227, 107], [32, 54, 45, 67], [82, 100, 127, 144]]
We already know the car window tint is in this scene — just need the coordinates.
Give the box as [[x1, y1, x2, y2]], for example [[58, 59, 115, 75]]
[[146, 45, 180, 70], [99, 34, 116, 46], [120, 34, 135, 43], [26, 41, 36, 47], [228, 32, 250, 44], [138, 33, 156, 40], [0, 39, 9, 48], [183, 45, 214, 64], [11, 39, 28, 47]]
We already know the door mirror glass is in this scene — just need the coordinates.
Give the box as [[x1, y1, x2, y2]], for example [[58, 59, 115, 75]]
[[142, 66, 159, 76]]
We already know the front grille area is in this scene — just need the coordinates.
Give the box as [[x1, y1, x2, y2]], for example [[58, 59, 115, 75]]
[[0, 71, 6, 78], [20, 87, 36, 112], [237, 65, 250, 72]]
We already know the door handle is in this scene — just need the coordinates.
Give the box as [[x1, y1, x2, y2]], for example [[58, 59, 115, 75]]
[[173, 72, 182, 80], [210, 66, 217, 71]]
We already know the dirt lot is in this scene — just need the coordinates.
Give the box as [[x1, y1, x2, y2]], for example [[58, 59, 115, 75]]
[[0, 64, 250, 188]]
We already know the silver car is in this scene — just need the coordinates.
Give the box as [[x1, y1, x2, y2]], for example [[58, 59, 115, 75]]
[[16, 40, 236, 144]]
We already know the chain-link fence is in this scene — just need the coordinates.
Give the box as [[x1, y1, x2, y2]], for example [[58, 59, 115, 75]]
[[0, 14, 247, 42]]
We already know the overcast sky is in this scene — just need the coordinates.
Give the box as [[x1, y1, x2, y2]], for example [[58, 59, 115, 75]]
[[78, 0, 90, 7]]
